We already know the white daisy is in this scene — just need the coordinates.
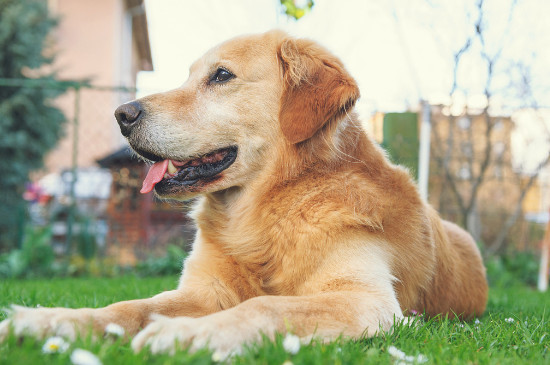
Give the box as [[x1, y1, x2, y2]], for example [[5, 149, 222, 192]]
[[211, 350, 225, 362], [282, 333, 301, 355], [388, 346, 407, 360], [104, 323, 125, 337], [416, 353, 429, 363], [42, 336, 69, 354], [388, 345, 428, 363], [70, 348, 102, 365]]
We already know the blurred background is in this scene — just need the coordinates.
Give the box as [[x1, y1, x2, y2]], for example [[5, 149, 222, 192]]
[[0, 0, 548, 288]]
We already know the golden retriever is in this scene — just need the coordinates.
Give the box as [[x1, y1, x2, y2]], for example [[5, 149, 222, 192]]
[[0, 30, 488, 356]]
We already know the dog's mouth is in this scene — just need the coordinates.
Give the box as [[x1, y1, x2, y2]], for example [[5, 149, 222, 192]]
[[138, 146, 238, 194]]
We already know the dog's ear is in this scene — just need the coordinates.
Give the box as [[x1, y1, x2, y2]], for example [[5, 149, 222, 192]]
[[278, 38, 360, 144]]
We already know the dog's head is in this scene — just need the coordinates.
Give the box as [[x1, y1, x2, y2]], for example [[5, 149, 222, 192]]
[[115, 30, 359, 200]]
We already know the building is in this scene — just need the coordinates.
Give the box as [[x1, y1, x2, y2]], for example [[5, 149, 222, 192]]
[[370, 104, 525, 246], [97, 148, 193, 265], [429, 106, 517, 209], [44, 0, 153, 174], [31, 1, 193, 263], [427, 105, 531, 247]]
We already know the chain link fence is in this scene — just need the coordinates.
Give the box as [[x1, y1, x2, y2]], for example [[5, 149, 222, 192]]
[[1, 78, 548, 267], [0, 78, 194, 266]]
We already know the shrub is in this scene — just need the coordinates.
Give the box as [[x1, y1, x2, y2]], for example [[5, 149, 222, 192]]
[[486, 250, 540, 287], [0, 225, 55, 278], [134, 244, 187, 276]]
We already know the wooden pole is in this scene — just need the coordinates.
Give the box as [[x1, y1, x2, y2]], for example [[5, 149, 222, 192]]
[[418, 101, 431, 201], [537, 209, 550, 292]]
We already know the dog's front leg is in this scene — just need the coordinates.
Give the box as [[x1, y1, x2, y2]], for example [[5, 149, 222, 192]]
[[0, 240, 253, 342], [131, 290, 403, 356], [0, 287, 225, 341]]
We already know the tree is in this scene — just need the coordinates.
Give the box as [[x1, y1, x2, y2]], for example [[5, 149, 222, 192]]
[[280, 0, 314, 20], [430, 0, 550, 254], [0, 0, 67, 250]]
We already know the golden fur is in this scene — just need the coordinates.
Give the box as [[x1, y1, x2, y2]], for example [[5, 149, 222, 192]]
[[0, 30, 488, 356]]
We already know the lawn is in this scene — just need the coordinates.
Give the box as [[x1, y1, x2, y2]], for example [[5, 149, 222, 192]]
[[0, 276, 548, 364]]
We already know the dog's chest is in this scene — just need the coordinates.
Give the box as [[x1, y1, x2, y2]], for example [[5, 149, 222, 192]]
[[218, 209, 341, 295], [198, 182, 360, 295]]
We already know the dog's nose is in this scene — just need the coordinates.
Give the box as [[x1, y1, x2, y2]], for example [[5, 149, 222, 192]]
[[114, 101, 143, 136]]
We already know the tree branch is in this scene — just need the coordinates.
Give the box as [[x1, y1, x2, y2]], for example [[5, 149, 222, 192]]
[[487, 153, 550, 255]]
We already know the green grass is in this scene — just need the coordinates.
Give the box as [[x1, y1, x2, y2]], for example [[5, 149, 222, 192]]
[[0, 276, 548, 364]]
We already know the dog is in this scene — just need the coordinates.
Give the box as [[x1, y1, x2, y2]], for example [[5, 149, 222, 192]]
[[0, 30, 488, 356]]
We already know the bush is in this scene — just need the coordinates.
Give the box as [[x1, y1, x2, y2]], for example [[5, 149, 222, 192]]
[[134, 245, 187, 276], [66, 255, 120, 277], [0, 228, 188, 278], [486, 250, 540, 287], [0, 225, 55, 278]]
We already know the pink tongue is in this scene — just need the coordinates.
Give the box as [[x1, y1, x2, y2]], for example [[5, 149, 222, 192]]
[[141, 160, 169, 194]]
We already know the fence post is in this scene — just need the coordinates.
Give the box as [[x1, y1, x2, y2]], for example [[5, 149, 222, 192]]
[[65, 85, 81, 255], [418, 101, 431, 201], [538, 208, 550, 292]]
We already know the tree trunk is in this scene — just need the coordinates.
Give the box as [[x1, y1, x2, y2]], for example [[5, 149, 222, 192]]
[[466, 203, 482, 243]]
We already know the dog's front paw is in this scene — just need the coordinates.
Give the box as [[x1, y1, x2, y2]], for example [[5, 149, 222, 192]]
[[131, 314, 258, 357], [0, 305, 97, 341]]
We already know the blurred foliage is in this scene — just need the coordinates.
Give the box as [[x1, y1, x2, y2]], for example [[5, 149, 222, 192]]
[[67, 255, 120, 277], [0, 225, 55, 278], [134, 244, 187, 276], [0, 0, 67, 250], [75, 217, 98, 260], [0, 228, 186, 278], [0, 222, 541, 288], [486, 250, 540, 287], [280, 0, 314, 20], [53, 209, 102, 260], [382, 112, 419, 178]]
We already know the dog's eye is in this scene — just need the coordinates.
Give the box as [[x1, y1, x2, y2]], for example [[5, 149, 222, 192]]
[[210, 68, 235, 84]]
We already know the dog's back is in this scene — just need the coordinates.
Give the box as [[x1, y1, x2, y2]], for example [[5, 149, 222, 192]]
[[300, 122, 488, 319], [421, 212, 488, 318]]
